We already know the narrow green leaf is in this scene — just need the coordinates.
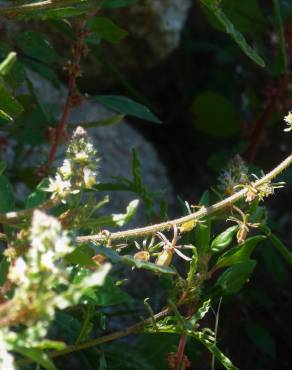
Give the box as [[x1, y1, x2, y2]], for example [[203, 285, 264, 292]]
[[189, 299, 211, 326], [16, 31, 59, 64], [94, 95, 161, 123], [214, 236, 265, 270], [202, 1, 265, 66], [210, 225, 238, 253], [0, 108, 12, 121], [194, 331, 239, 370], [87, 17, 128, 44], [215, 260, 256, 295]]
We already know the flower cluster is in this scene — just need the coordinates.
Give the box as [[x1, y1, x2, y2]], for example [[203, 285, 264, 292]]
[[47, 126, 99, 199], [284, 110, 292, 132], [1, 210, 110, 369], [217, 155, 249, 195]]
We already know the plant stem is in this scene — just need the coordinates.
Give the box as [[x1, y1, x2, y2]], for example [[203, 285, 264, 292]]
[[273, 0, 288, 74], [16, 307, 170, 367], [77, 153, 292, 244]]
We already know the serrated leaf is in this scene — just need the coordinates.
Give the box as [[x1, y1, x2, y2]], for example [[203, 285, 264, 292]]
[[215, 260, 256, 295], [16, 31, 59, 64], [210, 225, 238, 252], [94, 95, 161, 123], [87, 16, 128, 44], [201, 1, 265, 66], [0, 175, 14, 212], [214, 235, 265, 270]]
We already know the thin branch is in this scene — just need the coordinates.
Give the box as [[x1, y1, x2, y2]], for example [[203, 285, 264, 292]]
[[77, 153, 292, 244], [16, 307, 170, 367]]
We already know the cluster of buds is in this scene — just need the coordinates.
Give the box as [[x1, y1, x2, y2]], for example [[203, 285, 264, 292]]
[[243, 177, 285, 203], [217, 155, 249, 195], [47, 126, 99, 200]]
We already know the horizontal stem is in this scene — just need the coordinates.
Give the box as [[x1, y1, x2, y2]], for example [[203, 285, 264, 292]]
[[77, 153, 292, 244]]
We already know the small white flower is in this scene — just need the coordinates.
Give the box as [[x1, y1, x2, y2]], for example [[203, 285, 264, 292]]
[[8, 258, 28, 285], [74, 151, 89, 163], [83, 167, 97, 189], [284, 111, 292, 132], [59, 159, 73, 179], [47, 173, 71, 197]]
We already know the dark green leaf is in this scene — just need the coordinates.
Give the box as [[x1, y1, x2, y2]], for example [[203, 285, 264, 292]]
[[191, 91, 240, 137], [88, 17, 128, 44], [0, 257, 9, 286], [100, 0, 137, 8], [210, 225, 238, 252], [94, 95, 161, 123], [0, 175, 14, 212], [214, 236, 265, 270], [215, 260, 256, 295], [16, 31, 59, 64], [65, 248, 96, 268], [0, 84, 23, 119], [245, 322, 276, 358]]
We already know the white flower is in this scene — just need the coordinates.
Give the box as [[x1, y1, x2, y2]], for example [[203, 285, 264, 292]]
[[284, 111, 292, 132], [83, 167, 97, 189], [47, 173, 71, 197], [0, 331, 15, 370], [8, 258, 29, 286], [74, 151, 89, 163], [59, 159, 73, 179]]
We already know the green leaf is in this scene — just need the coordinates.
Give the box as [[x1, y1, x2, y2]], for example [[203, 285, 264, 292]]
[[0, 108, 12, 121], [93, 246, 176, 275], [87, 17, 128, 44], [189, 299, 211, 326], [16, 31, 59, 64], [194, 222, 211, 254], [65, 247, 96, 268], [245, 322, 276, 358], [0, 52, 17, 77], [94, 95, 161, 123], [0, 84, 23, 119], [25, 178, 50, 208], [214, 236, 265, 270], [194, 331, 239, 370], [201, 1, 265, 66], [191, 91, 240, 137], [0, 175, 14, 212], [0, 257, 9, 286], [210, 225, 238, 253], [100, 0, 137, 8], [14, 347, 57, 370], [215, 260, 256, 295]]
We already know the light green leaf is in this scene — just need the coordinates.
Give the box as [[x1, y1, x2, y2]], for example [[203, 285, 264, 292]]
[[210, 225, 238, 253], [16, 31, 59, 64], [94, 95, 161, 123], [202, 0, 265, 66], [0, 108, 12, 121], [189, 299, 211, 326], [215, 260, 256, 295], [88, 17, 128, 44]]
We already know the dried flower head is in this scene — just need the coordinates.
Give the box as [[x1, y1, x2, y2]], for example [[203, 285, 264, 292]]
[[218, 155, 249, 195]]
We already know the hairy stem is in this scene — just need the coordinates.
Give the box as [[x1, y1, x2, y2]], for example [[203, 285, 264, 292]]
[[77, 153, 292, 244]]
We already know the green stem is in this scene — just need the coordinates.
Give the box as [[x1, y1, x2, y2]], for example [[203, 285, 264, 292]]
[[273, 0, 288, 73], [261, 225, 292, 267]]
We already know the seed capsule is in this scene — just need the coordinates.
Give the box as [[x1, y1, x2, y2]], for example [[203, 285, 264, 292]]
[[134, 251, 150, 262], [236, 227, 248, 244], [155, 249, 173, 267]]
